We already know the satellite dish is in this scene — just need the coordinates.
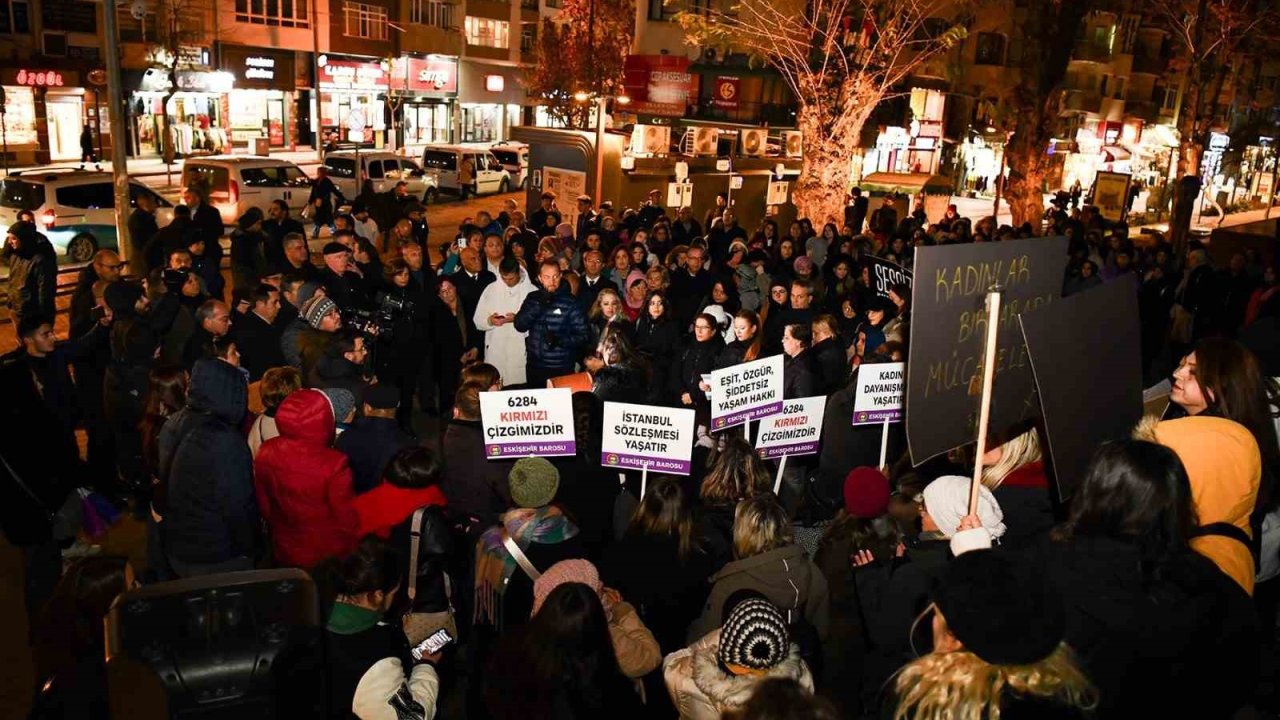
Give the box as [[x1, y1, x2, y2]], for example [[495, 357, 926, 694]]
[[130, 0, 146, 19]]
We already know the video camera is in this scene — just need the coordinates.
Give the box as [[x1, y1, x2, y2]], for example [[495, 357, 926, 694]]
[[344, 291, 414, 340]]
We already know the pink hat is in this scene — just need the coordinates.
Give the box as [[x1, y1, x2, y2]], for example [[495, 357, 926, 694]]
[[531, 559, 602, 616]]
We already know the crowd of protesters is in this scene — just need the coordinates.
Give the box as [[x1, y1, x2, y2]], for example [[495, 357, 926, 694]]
[[2, 170, 1278, 720]]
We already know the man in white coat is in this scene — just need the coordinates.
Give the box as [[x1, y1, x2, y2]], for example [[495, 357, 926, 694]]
[[473, 257, 537, 386]]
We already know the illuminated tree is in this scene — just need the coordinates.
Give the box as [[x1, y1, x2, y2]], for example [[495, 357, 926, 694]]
[[677, 0, 968, 225], [526, 0, 635, 129]]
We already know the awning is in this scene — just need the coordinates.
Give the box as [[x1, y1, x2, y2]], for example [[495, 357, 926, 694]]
[[859, 171, 952, 196], [1102, 145, 1131, 161]]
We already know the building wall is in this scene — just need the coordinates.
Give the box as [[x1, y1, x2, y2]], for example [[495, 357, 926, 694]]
[[328, 0, 397, 57]]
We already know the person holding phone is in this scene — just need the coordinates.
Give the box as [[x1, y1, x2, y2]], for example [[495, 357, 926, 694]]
[[321, 537, 442, 720]]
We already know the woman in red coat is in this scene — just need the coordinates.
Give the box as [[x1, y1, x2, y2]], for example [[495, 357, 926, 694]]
[[254, 388, 359, 568]]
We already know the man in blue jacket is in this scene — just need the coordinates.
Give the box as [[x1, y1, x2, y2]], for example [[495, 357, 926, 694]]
[[514, 259, 588, 389]]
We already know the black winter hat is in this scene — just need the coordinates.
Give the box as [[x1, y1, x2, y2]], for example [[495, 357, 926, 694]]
[[932, 550, 1064, 666], [323, 241, 350, 256], [103, 281, 144, 317]]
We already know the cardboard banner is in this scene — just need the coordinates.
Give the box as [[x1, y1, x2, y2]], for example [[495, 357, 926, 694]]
[[710, 354, 785, 430], [905, 237, 1068, 462], [756, 396, 827, 460], [1019, 275, 1143, 500], [853, 362, 905, 425], [479, 389, 576, 459], [1092, 171, 1132, 223], [867, 255, 913, 300], [601, 402, 696, 475]]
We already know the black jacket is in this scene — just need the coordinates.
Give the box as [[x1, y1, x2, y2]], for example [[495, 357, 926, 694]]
[[441, 419, 512, 526], [335, 416, 418, 495], [783, 349, 818, 399], [600, 531, 715, 654], [811, 337, 848, 394], [669, 269, 715, 330], [159, 358, 259, 566], [514, 286, 589, 370], [233, 310, 285, 382], [672, 334, 724, 404], [262, 217, 304, 269], [449, 268, 495, 319], [319, 267, 369, 311], [388, 504, 454, 614], [128, 209, 159, 273]]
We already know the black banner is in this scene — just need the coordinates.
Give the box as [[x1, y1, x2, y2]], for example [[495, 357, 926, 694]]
[[1019, 275, 1142, 500], [867, 255, 912, 299], [905, 237, 1068, 462]]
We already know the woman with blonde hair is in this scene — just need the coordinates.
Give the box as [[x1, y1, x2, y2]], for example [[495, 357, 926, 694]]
[[890, 550, 1097, 720], [248, 366, 302, 457], [980, 426, 1053, 549]]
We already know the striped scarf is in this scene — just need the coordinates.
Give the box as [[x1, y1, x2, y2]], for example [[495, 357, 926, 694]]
[[474, 506, 578, 624]]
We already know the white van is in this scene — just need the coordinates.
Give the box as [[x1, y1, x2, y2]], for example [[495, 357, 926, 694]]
[[181, 156, 313, 225], [322, 151, 440, 204], [420, 145, 512, 197], [490, 141, 529, 189]]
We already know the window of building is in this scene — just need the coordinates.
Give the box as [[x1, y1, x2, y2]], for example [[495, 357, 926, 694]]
[[464, 16, 509, 48], [345, 2, 388, 39], [411, 0, 453, 29], [974, 33, 1006, 66], [545, 0, 561, 7], [117, 3, 157, 42], [234, 0, 309, 28], [0, 0, 30, 34], [1162, 86, 1178, 110]]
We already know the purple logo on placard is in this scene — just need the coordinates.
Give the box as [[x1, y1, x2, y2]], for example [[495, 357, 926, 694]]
[[602, 452, 692, 476], [759, 441, 820, 460], [485, 441, 577, 458], [713, 400, 784, 431], [852, 408, 902, 426]]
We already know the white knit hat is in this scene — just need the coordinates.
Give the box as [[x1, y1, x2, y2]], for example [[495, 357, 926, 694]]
[[921, 475, 1007, 540]]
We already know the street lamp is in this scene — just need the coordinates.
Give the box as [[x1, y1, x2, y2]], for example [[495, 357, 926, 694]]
[[576, 91, 630, 207]]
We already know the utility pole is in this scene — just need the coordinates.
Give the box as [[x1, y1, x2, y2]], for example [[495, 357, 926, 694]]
[[103, 0, 133, 263], [312, 1, 324, 162]]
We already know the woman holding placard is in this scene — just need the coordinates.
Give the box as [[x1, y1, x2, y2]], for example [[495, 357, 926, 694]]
[[674, 313, 725, 426], [980, 427, 1053, 551], [635, 292, 680, 403]]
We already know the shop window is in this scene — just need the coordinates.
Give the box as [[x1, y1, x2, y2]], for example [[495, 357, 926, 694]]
[[974, 33, 1006, 66], [465, 16, 509, 48], [0, 0, 30, 34], [57, 183, 115, 210], [344, 2, 389, 40], [410, 0, 453, 29], [235, 0, 309, 28]]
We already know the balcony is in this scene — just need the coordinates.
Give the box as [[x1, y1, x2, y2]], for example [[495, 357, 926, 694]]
[[1131, 54, 1167, 75], [1073, 42, 1113, 63], [1061, 89, 1102, 114]]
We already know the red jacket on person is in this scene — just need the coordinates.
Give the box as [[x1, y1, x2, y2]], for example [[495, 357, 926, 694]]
[[353, 484, 447, 539], [254, 389, 359, 569]]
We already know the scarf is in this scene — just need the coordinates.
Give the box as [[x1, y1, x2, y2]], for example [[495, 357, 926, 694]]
[[474, 505, 578, 624]]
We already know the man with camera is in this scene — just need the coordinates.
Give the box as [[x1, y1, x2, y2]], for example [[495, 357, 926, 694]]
[[514, 259, 588, 389], [319, 241, 368, 313]]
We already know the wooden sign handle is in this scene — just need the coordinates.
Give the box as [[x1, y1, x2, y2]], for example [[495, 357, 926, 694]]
[[969, 289, 1003, 516]]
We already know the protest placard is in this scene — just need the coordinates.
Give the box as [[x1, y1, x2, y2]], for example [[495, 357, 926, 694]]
[[853, 362, 905, 425], [710, 354, 785, 430], [756, 396, 827, 460], [479, 388, 576, 459], [905, 236, 1068, 462], [601, 402, 696, 475], [867, 255, 913, 300], [1019, 275, 1143, 500]]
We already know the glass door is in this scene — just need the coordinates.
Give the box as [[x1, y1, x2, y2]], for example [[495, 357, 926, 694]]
[[267, 97, 286, 146]]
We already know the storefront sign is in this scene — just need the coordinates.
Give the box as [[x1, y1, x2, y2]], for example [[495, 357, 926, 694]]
[[479, 389, 576, 458], [853, 363, 905, 425], [245, 57, 276, 80], [710, 354, 785, 430], [757, 397, 827, 459], [623, 55, 694, 117], [485, 75, 504, 92], [713, 76, 740, 109], [390, 56, 459, 95], [136, 68, 233, 94], [318, 55, 388, 92], [601, 402, 696, 474], [223, 47, 297, 91], [10, 69, 67, 87]]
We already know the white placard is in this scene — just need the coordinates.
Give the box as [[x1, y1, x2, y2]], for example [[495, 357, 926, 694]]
[[601, 402, 696, 475], [729, 175, 744, 190], [766, 180, 789, 206], [710, 354, 785, 430], [756, 396, 827, 459], [479, 388, 576, 458], [852, 362, 905, 425]]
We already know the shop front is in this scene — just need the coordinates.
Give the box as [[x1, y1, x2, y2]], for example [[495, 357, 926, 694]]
[[0, 67, 96, 165], [127, 68, 233, 158], [389, 55, 457, 148], [317, 54, 388, 148], [458, 62, 525, 143], [221, 46, 304, 151]]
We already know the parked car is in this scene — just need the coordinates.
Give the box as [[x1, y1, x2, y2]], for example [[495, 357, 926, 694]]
[[322, 150, 440, 204], [181, 156, 312, 225], [0, 169, 174, 263], [420, 145, 512, 197], [490, 141, 529, 190]]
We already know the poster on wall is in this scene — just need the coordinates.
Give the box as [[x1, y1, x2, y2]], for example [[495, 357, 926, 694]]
[[1092, 171, 1132, 222], [713, 76, 741, 109], [544, 166, 587, 230], [0, 86, 39, 146]]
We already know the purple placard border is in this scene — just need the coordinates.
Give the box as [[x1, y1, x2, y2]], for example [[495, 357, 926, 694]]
[[602, 452, 692, 476], [485, 440, 577, 458], [758, 441, 820, 460], [852, 409, 902, 426], [712, 400, 784, 431]]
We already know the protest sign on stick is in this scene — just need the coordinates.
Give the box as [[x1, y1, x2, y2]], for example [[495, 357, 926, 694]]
[[710, 355, 785, 430], [755, 397, 827, 494], [1019, 275, 1143, 501], [602, 402, 697, 499], [853, 362, 905, 472], [479, 389, 576, 459], [867, 255, 913, 300]]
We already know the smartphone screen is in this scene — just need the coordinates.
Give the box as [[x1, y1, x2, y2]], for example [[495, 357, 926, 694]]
[[411, 628, 453, 661]]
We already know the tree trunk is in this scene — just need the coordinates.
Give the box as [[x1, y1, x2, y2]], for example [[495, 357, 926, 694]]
[[1003, 102, 1056, 230], [791, 102, 863, 226]]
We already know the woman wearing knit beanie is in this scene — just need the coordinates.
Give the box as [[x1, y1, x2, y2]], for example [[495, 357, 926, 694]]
[[664, 593, 814, 720], [890, 550, 1098, 720]]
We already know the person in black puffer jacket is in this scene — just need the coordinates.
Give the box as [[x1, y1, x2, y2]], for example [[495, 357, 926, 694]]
[[158, 358, 260, 577], [810, 314, 849, 395], [3, 221, 56, 329], [672, 313, 724, 424], [515, 259, 589, 389], [633, 292, 680, 403]]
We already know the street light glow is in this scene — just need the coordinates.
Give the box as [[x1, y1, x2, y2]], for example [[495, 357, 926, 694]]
[[574, 90, 590, 102]]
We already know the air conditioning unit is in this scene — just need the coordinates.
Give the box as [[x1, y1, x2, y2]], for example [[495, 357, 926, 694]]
[[691, 127, 719, 156], [630, 124, 671, 157], [784, 131, 802, 158], [739, 128, 767, 157]]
